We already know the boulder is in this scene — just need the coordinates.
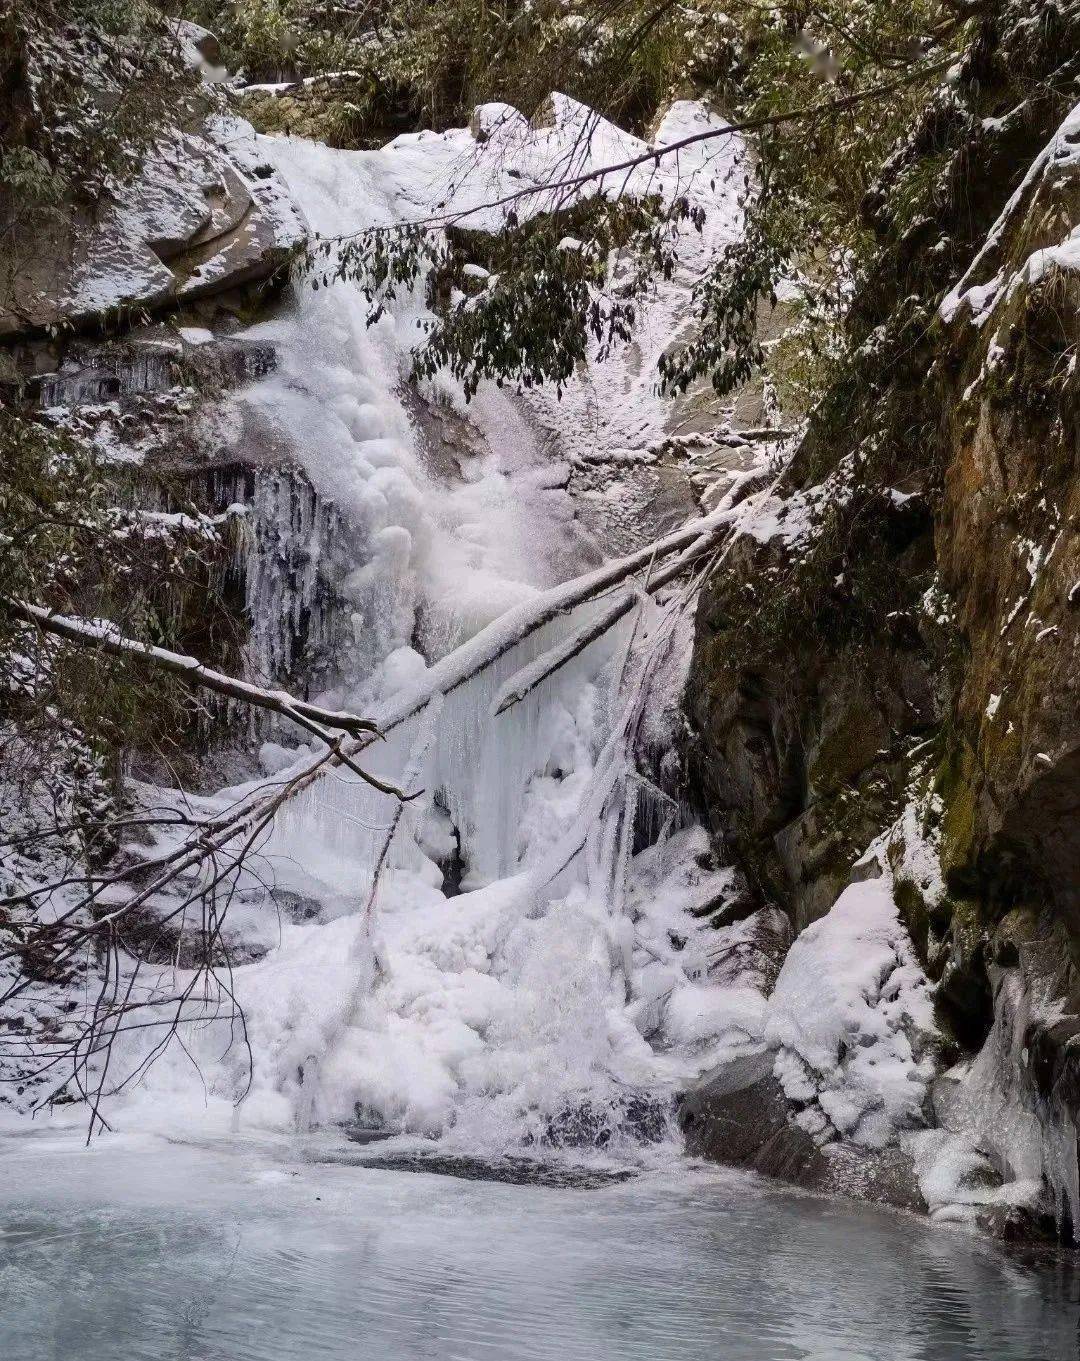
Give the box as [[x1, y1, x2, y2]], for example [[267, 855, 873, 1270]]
[[680, 1049, 926, 1213], [0, 116, 305, 339]]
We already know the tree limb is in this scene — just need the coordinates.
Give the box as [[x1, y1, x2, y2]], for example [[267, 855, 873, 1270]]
[[323, 56, 954, 243], [5, 598, 381, 739]]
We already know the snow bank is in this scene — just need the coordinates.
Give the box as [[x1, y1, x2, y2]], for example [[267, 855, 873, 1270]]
[[765, 877, 938, 1149]]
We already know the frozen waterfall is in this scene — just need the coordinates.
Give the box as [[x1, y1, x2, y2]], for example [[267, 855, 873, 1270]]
[[106, 105, 763, 1157]]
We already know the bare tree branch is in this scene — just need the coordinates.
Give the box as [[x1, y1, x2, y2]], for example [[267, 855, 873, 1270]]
[[320, 56, 953, 243], [5, 598, 382, 738]]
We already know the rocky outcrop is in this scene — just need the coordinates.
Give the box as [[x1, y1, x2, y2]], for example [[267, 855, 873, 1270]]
[[689, 0, 1080, 925], [25, 321, 362, 751], [0, 115, 304, 339], [936, 103, 1080, 923], [681, 1049, 926, 1213], [682, 872, 941, 1215], [236, 72, 415, 149], [683, 0, 1080, 1238]]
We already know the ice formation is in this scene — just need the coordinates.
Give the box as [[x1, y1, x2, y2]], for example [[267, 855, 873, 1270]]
[[101, 100, 767, 1155], [10, 91, 1078, 1248]]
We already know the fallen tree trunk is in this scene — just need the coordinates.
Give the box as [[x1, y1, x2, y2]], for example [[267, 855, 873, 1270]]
[[365, 493, 748, 740], [158, 483, 768, 841], [491, 532, 719, 716], [492, 463, 790, 715]]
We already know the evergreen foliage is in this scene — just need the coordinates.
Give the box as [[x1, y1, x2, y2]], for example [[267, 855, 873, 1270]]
[[270, 1, 973, 406], [0, 0, 196, 228]]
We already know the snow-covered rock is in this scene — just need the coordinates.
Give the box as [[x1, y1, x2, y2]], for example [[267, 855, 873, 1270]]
[[765, 876, 939, 1150], [0, 117, 304, 338]]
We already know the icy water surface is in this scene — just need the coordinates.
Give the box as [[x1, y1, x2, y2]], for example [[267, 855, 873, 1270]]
[[1, 1130, 1079, 1361]]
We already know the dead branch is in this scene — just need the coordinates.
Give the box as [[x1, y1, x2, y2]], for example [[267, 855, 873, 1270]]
[[324, 57, 953, 243], [5, 599, 381, 739], [491, 533, 721, 715]]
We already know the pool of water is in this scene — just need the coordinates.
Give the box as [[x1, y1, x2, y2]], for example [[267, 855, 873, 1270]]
[[1, 1129, 1078, 1361]]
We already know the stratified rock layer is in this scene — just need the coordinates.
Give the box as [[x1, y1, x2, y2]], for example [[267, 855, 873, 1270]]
[[0, 116, 304, 338]]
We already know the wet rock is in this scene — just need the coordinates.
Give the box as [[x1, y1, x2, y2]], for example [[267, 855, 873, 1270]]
[[976, 1201, 1061, 1244], [540, 1093, 673, 1148], [680, 1050, 926, 1213], [345, 1150, 636, 1190], [270, 888, 325, 924]]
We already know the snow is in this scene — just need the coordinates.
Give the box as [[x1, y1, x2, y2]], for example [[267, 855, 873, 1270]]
[[206, 114, 308, 254], [178, 325, 214, 344], [764, 877, 938, 1150], [30, 97, 771, 1154], [168, 19, 224, 79], [238, 71, 370, 95], [39, 116, 305, 330], [261, 89, 748, 539], [26, 95, 959, 1175]]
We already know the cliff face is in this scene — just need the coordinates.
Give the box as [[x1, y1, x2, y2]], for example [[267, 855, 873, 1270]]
[[684, 0, 1080, 1237], [934, 97, 1080, 1174]]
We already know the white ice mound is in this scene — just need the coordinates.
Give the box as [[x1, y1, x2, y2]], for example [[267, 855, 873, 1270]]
[[766, 876, 939, 1149]]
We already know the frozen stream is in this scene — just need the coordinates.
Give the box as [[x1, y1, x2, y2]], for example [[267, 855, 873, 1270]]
[[1, 1131, 1079, 1361]]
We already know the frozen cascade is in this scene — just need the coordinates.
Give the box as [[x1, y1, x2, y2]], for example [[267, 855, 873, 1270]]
[[261, 600, 700, 1147], [37, 342, 180, 407], [239, 466, 358, 701], [908, 954, 1080, 1239], [90, 106, 1076, 1224], [109, 108, 767, 1159]]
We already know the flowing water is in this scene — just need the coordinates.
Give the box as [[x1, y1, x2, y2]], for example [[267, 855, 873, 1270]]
[[2, 1130, 1079, 1361]]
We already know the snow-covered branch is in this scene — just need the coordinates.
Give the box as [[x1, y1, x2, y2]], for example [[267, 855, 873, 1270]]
[[5, 599, 381, 739]]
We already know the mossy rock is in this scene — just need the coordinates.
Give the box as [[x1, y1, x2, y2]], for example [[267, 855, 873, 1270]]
[[894, 874, 950, 979], [935, 736, 980, 877], [807, 698, 889, 802]]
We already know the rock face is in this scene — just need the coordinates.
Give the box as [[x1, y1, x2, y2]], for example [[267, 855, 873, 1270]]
[[0, 115, 304, 338], [936, 103, 1080, 927], [29, 321, 362, 734], [236, 74, 415, 149], [683, 0, 1080, 1237]]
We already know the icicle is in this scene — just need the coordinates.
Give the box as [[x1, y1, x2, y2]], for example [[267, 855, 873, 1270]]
[[362, 693, 444, 922], [612, 778, 638, 921], [429, 606, 624, 882], [238, 467, 356, 731], [629, 772, 681, 863], [1044, 1101, 1080, 1244], [294, 1053, 321, 1135]]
